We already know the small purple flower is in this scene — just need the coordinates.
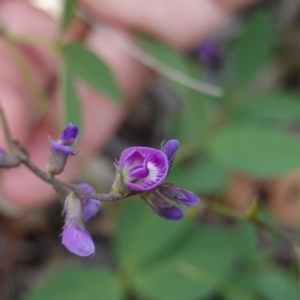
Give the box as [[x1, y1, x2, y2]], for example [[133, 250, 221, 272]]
[[78, 183, 101, 222], [158, 184, 200, 206], [46, 123, 79, 176], [0, 148, 21, 168], [112, 147, 168, 194], [62, 221, 95, 257], [61, 185, 100, 257]]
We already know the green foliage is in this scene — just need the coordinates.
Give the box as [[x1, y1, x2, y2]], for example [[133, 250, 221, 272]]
[[62, 43, 122, 102], [115, 202, 258, 300], [231, 10, 274, 86], [23, 267, 124, 300], [23, 203, 300, 300], [232, 90, 300, 126], [256, 268, 300, 300], [59, 0, 78, 34], [168, 158, 227, 194], [209, 126, 300, 177]]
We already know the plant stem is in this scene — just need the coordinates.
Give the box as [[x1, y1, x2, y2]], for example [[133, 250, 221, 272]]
[[0, 103, 122, 202]]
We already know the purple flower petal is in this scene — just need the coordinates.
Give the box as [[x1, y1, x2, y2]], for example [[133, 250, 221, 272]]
[[78, 183, 95, 194], [62, 221, 95, 257], [129, 159, 149, 178], [59, 123, 79, 146], [51, 141, 76, 155], [159, 184, 200, 206], [77, 183, 101, 222], [83, 199, 101, 222], [157, 206, 184, 220], [121, 150, 144, 167], [119, 147, 168, 192], [161, 140, 179, 163]]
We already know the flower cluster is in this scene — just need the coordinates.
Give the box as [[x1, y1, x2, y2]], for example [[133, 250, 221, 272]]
[[43, 125, 199, 256], [112, 139, 200, 220]]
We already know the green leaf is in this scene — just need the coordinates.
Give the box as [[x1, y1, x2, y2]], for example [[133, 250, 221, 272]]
[[256, 268, 300, 300], [114, 200, 193, 269], [115, 202, 259, 300], [232, 90, 300, 126], [209, 126, 300, 177], [168, 158, 227, 194], [59, 0, 78, 33], [62, 43, 122, 102], [23, 267, 124, 300], [232, 10, 274, 86], [132, 224, 257, 300], [61, 64, 82, 127], [175, 92, 217, 148], [137, 34, 188, 71]]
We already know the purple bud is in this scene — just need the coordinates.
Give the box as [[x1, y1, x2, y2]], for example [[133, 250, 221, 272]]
[[59, 123, 79, 146], [157, 206, 184, 220], [159, 184, 200, 206], [62, 193, 95, 257], [78, 183, 101, 222], [142, 190, 184, 221], [62, 221, 95, 257], [46, 124, 79, 176], [161, 139, 179, 171], [112, 147, 168, 194], [0, 148, 21, 168]]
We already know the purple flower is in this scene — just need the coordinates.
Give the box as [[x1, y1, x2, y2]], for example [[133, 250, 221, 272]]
[[62, 221, 95, 257], [158, 184, 200, 206], [46, 123, 79, 176], [0, 148, 21, 168], [78, 183, 101, 222], [112, 147, 168, 194], [61, 184, 100, 257]]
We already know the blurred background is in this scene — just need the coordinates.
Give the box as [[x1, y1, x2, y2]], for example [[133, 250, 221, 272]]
[[1, 0, 300, 299]]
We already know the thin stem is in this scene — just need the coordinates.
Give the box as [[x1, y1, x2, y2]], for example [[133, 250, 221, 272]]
[[110, 33, 224, 98], [204, 199, 299, 246], [76, 11, 223, 98], [0, 103, 122, 202], [0, 95, 298, 255]]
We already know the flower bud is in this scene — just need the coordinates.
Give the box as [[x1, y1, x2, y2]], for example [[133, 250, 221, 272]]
[[158, 184, 200, 206], [142, 190, 184, 221], [161, 139, 179, 172], [46, 124, 79, 176]]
